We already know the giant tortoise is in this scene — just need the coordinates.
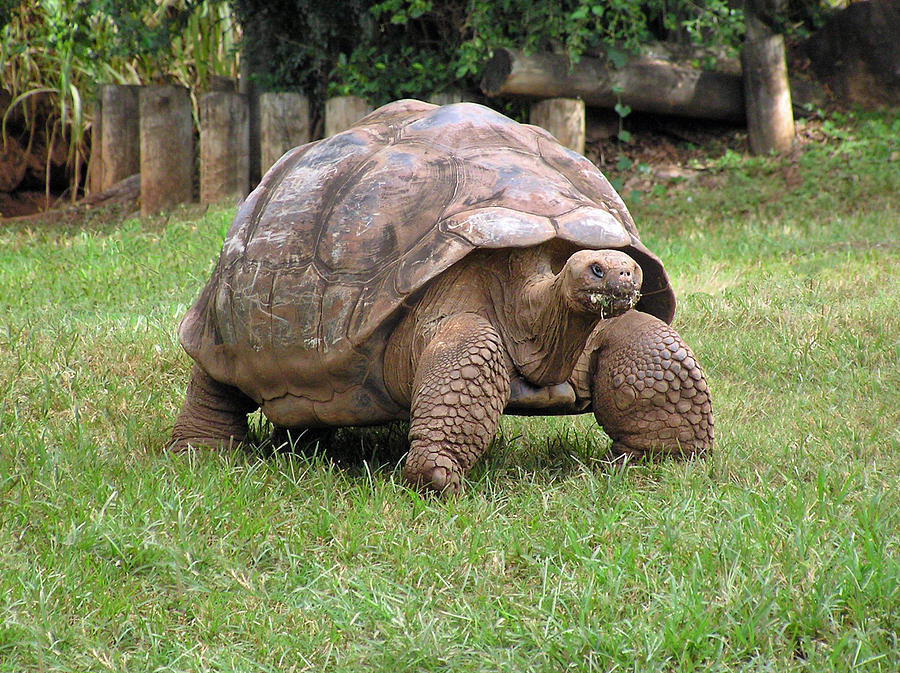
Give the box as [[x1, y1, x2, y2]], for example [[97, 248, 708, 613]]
[[171, 100, 713, 494]]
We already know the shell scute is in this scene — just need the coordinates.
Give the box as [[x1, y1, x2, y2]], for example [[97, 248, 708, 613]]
[[314, 145, 458, 279]]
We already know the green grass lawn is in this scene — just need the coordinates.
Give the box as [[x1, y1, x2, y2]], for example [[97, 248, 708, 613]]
[[1, 110, 898, 672]]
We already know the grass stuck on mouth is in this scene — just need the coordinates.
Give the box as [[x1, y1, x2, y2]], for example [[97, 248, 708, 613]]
[[1, 110, 898, 672]]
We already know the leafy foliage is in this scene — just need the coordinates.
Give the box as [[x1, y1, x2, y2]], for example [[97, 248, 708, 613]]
[[235, 0, 753, 109]]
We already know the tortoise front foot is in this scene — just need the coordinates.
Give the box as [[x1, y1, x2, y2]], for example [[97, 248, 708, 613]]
[[169, 364, 258, 452], [590, 311, 713, 460], [404, 313, 511, 496]]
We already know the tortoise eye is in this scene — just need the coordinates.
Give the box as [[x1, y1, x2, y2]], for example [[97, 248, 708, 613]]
[[590, 263, 605, 279]]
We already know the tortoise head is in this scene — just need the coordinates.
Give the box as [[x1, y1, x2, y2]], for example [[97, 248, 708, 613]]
[[562, 249, 643, 318]]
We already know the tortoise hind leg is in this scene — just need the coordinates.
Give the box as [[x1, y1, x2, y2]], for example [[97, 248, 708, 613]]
[[590, 311, 713, 459], [404, 313, 511, 495], [169, 364, 258, 452]]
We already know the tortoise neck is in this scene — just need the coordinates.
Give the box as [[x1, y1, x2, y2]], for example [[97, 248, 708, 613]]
[[502, 256, 600, 386], [476, 245, 596, 387], [383, 245, 602, 405]]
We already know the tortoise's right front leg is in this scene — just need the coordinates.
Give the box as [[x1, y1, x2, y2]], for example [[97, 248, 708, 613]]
[[169, 364, 258, 452], [404, 313, 511, 496]]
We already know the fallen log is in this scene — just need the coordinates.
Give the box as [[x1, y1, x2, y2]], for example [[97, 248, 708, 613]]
[[482, 48, 745, 122], [0, 173, 139, 223]]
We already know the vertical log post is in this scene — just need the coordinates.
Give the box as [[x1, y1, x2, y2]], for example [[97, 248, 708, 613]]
[[324, 96, 371, 137], [87, 97, 103, 194], [200, 91, 250, 205], [742, 5, 794, 154], [428, 90, 470, 106], [259, 92, 310, 175], [529, 97, 586, 155], [98, 84, 141, 190], [239, 57, 261, 187], [140, 85, 193, 215]]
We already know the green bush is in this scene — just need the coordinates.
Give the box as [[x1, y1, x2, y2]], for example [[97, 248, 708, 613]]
[[235, 0, 752, 109], [234, 0, 840, 112]]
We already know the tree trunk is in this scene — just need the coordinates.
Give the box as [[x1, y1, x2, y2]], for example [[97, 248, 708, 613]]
[[482, 48, 746, 122], [140, 85, 194, 215], [324, 96, 371, 137], [742, 12, 795, 154], [200, 91, 250, 205], [259, 92, 310, 175], [529, 98, 586, 155]]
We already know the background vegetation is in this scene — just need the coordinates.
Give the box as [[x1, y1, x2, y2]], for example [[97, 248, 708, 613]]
[[1, 0, 240, 199], [2, 0, 846, 202], [1, 109, 897, 671], [235, 0, 838, 109]]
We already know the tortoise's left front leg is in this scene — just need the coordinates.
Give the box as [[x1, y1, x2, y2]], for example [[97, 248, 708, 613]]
[[588, 311, 713, 459]]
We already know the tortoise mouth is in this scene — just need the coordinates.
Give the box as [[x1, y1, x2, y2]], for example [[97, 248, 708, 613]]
[[578, 288, 641, 317]]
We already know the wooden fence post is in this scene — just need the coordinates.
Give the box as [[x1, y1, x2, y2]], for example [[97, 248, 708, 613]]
[[98, 84, 141, 191], [428, 91, 470, 106], [200, 91, 249, 204], [324, 96, 371, 136], [140, 85, 193, 215], [239, 58, 261, 186], [742, 8, 794, 154], [87, 97, 103, 195], [529, 98, 586, 155], [259, 92, 310, 175]]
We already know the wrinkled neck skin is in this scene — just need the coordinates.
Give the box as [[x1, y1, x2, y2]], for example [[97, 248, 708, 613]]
[[384, 243, 603, 406], [498, 245, 601, 386]]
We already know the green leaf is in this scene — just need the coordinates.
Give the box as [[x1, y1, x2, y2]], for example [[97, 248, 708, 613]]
[[617, 129, 632, 143], [616, 155, 633, 171], [614, 103, 631, 118], [606, 45, 626, 69]]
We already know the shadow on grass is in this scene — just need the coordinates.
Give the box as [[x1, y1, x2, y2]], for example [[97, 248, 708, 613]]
[[240, 410, 634, 491], [244, 411, 410, 478]]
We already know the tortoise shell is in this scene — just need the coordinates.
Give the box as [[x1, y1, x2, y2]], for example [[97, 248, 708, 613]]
[[178, 100, 675, 427]]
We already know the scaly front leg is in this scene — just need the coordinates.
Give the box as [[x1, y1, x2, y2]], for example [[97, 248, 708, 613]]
[[589, 311, 714, 459], [404, 313, 511, 495]]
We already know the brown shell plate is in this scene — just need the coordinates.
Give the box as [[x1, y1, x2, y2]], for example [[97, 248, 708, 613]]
[[178, 100, 674, 426]]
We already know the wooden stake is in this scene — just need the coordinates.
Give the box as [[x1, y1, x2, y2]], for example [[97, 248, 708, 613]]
[[259, 92, 310, 175], [140, 86, 193, 215], [529, 98, 586, 155], [742, 13, 795, 154], [324, 96, 371, 136], [99, 84, 141, 191], [200, 91, 250, 205]]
